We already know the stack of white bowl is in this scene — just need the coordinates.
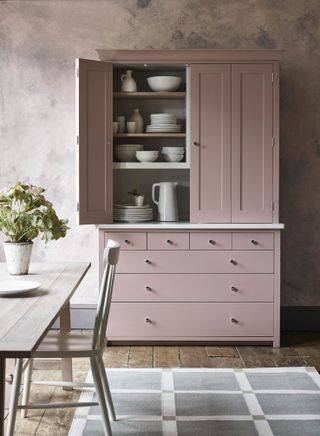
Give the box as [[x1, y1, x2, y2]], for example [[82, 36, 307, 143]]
[[161, 146, 185, 162], [115, 144, 143, 162], [146, 113, 181, 133]]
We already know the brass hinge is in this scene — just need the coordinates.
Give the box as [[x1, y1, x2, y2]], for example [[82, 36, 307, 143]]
[[77, 203, 80, 212], [76, 68, 79, 78], [76, 135, 79, 145], [272, 72, 274, 83]]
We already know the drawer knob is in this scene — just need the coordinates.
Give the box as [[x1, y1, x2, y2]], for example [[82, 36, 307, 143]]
[[230, 259, 237, 265], [251, 239, 258, 245], [230, 317, 238, 324], [124, 239, 130, 245], [192, 141, 200, 146], [166, 239, 173, 244], [230, 286, 239, 292], [145, 285, 152, 291], [209, 239, 216, 245], [145, 259, 152, 264], [145, 317, 152, 324]]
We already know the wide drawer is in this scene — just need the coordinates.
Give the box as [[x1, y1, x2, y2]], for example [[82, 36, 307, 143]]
[[116, 251, 274, 274], [107, 303, 274, 337], [190, 232, 232, 250], [148, 232, 189, 250], [113, 274, 274, 302], [104, 232, 146, 250], [233, 232, 274, 250]]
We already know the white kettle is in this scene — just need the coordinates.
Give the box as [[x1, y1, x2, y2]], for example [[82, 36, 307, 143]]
[[152, 182, 179, 222]]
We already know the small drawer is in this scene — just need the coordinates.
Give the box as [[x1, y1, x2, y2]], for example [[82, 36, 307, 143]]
[[190, 232, 231, 250], [107, 302, 274, 338], [148, 232, 189, 250], [104, 232, 146, 250], [233, 233, 274, 250]]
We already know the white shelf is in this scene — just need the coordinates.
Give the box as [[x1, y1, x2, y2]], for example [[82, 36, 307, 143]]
[[113, 162, 189, 169], [98, 222, 285, 230]]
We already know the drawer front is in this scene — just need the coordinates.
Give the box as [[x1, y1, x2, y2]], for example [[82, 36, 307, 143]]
[[104, 232, 146, 250], [108, 303, 274, 337], [113, 274, 274, 302], [148, 232, 189, 250], [190, 232, 232, 250], [116, 251, 274, 274], [233, 232, 274, 250]]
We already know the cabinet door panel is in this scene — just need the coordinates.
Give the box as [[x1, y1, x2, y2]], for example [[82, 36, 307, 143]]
[[232, 64, 273, 223], [190, 64, 231, 223], [77, 59, 113, 224]]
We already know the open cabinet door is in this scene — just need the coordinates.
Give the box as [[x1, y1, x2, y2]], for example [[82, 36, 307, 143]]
[[76, 59, 113, 224]]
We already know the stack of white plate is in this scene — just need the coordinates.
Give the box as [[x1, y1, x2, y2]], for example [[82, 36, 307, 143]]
[[161, 146, 185, 162], [113, 204, 153, 222], [146, 113, 181, 133]]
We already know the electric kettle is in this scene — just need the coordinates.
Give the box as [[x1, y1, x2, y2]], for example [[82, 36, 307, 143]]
[[152, 182, 179, 222]]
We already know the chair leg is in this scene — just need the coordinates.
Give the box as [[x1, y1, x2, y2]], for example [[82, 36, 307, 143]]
[[90, 357, 112, 436], [6, 359, 23, 436], [97, 356, 116, 421], [21, 358, 33, 418]]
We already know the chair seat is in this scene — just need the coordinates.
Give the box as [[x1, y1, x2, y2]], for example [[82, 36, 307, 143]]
[[34, 331, 102, 358]]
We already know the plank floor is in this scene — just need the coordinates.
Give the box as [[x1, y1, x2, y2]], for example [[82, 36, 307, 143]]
[[5, 331, 320, 435]]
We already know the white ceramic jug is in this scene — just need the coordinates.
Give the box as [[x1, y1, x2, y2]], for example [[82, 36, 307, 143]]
[[152, 182, 179, 222], [121, 70, 137, 92]]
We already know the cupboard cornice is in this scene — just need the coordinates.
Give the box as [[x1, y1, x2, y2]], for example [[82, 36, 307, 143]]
[[96, 49, 284, 63]]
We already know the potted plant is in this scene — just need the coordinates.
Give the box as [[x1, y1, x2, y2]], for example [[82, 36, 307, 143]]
[[0, 182, 69, 275], [128, 189, 144, 206]]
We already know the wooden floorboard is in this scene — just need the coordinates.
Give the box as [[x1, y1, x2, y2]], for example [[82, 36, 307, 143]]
[[4, 332, 320, 435]]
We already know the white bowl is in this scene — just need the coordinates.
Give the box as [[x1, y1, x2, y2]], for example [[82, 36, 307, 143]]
[[147, 76, 182, 92], [161, 147, 185, 152], [163, 153, 184, 162], [136, 150, 159, 162], [115, 150, 137, 162]]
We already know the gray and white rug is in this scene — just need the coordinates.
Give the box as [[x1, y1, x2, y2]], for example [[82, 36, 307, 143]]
[[69, 367, 320, 435]]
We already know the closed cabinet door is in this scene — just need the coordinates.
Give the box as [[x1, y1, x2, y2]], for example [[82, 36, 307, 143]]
[[190, 64, 231, 223], [231, 64, 273, 223], [77, 59, 113, 224]]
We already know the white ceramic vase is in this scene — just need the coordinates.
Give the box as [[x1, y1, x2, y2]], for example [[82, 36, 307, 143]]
[[121, 70, 137, 93], [129, 109, 143, 133], [3, 241, 33, 275]]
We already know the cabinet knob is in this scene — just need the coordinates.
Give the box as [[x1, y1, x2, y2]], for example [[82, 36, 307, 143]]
[[166, 239, 173, 245], [145, 259, 152, 264], [145, 317, 152, 324], [230, 317, 238, 324], [209, 239, 216, 245], [230, 286, 239, 292], [124, 239, 130, 245], [145, 285, 152, 291], [230, 259, 237, 265], [192, 141, 200, 146], [251, 239, 258, 245]]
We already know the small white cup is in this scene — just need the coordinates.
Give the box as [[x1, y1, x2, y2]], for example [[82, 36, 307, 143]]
[[113, 122, 119, 134], [126, 121, 136, 133], [117, 116, 125, 133]]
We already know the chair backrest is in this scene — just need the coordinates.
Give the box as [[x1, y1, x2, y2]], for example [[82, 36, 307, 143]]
[[92, 239, 120, 350]]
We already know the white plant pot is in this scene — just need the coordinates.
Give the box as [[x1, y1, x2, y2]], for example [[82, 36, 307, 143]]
[[3, 241, 33, 275], [134, 195, 144, 207]]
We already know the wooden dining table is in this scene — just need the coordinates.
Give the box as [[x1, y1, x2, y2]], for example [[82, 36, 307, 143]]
[[0, 262, 91, 436]]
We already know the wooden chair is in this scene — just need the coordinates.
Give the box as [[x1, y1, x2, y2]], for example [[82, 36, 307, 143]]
[[6, 240, 120, 436]]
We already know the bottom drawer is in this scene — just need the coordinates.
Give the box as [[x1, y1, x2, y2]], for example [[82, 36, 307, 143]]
[[107, 303, 273, 338]]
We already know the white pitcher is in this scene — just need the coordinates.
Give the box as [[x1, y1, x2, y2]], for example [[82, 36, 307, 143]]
[[121, 70, 137, 92], [152, 182, 179, 222]]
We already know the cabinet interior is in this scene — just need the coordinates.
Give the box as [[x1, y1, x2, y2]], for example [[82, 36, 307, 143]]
[[113, 63, 190, 222]]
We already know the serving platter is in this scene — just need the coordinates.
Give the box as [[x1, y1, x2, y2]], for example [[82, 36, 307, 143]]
[[0, 280, 41, 296]]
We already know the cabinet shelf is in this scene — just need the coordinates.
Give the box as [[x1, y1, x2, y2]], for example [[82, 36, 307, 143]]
[[114, 133, 186, 138], [113, 162, 190, 169], [113, 92, 186, 99]]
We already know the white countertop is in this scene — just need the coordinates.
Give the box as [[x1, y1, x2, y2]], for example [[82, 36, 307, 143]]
[[98, 222, 285, 230]]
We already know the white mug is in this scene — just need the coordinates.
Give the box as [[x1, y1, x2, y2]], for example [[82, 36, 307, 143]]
[[113, 122, 118, 134], [126, 121, 136, 133], [116, 116, 125, 134]]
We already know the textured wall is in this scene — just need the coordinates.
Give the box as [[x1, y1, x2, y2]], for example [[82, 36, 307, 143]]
[[1, 0, 319, 305]]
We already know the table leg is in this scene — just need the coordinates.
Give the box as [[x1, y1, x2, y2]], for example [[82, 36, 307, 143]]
[[0, 358, 6, 436], [60, 302, 73, 391]]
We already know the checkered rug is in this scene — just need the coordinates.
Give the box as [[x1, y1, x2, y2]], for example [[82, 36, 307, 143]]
[[69, 367, 320, 435]]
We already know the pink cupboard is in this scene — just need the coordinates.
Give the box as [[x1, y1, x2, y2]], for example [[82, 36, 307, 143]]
[[76, 50, 284, 347]]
